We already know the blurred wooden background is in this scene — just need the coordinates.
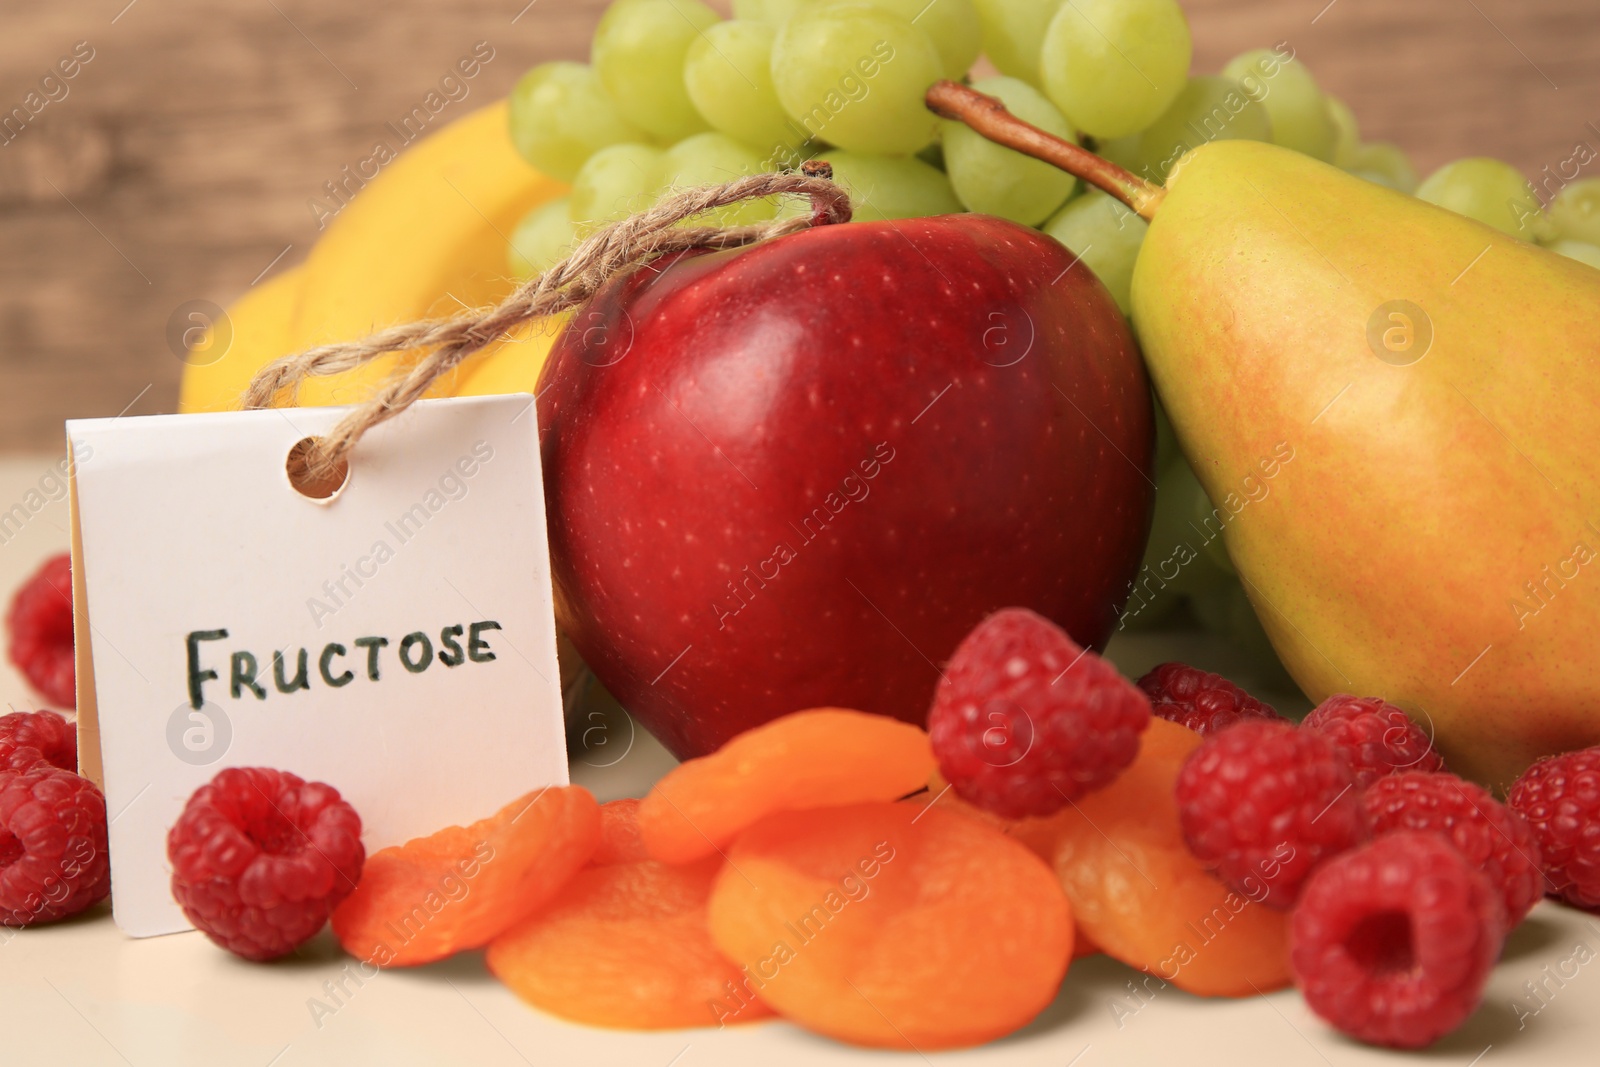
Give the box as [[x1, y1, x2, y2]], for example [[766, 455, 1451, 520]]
[[0, 0, 1594, 451]]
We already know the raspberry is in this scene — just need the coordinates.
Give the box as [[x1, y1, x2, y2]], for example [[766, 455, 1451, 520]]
[[1291, 831, 1504, 1049], [0, 709, 77, 773], [0, 765, 110, 926], [1176, 720, 1367, 909], [1363, 771, 1543, 926], [1304, 695, 1445, 789], [928, 608, 1150, 819], [1135, 662, 1283, 736], [1508, 747, 1600, 911], [6, 553, 75, 709], [168, 767, 365, 961]]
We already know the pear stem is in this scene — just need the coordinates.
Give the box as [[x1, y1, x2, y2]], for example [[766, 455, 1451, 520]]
[[925, 80, 1166, 222]]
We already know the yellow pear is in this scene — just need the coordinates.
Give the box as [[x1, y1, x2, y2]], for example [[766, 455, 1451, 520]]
[[926, 80, 1600, 787], [1130, 139, 1600, 787]]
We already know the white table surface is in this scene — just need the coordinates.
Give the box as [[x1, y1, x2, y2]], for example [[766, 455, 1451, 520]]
[[1, 454, 1594, 1066]]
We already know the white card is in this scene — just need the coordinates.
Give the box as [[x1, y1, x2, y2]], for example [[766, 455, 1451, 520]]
[[67, 395, 567, 938]]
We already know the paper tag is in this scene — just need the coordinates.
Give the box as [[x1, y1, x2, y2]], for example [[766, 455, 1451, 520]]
[[66, 395, 567, 937]]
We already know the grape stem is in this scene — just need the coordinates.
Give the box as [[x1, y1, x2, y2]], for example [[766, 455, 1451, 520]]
[[925, 80, 1167, 222]]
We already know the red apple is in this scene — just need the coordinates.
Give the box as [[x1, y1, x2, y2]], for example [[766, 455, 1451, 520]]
[[537, 214, 1153, 759]]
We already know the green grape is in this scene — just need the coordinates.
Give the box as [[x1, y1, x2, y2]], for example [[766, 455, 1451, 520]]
[[943, 76, 1077, 226], [1125, 76, 1272, 184], [972, 0, 1063, 85], [571, 144, 666, 229], [1134, 460, 1235, 610], [1551, 239, 1600, 270], [1116, 589, 1181, 632], [1187, 473, 1237, 578], [822, 151, 963, 221], [662, 132, 777, 226], [1095, 134, 1144, 171], [1349, 169, 1404, 192], [685, 21, 807, 168], [508, 198, 577, 278], [1189, 581, 1295, 691], [772, 2, 944, 155], [1546, 179, 1600, 245], [592, 0, 718, 143], [1222, 47, 1336, 162], [1345, 142, 1417, 194], [862, 0, 982, 79], [733, 0, 809, 23], [737, 0, 978, 76], [507, 63, 645, 182], [1324, 95, 1359, 168], [1043, 187, 1148, 314], [1152, 395, 1179, 476], [1039, 0, 1191, 140], [1416, 158, 1549, 240]]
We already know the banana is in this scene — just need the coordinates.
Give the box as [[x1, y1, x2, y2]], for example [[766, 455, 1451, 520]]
[[180, 99, 568, 412], [177, 267, 304, 413]]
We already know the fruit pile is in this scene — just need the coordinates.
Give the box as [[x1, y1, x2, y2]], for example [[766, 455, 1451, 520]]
[[175, 0, 1600, 721], [910, 610, 1600, 1050], [503, 0, 1600, 682], [65, 606, 1587, 1054], [30, 0, 1600, 1056], [6, 548, 1599, 1050]]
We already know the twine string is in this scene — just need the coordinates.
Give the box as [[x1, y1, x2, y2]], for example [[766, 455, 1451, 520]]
[[243, 164, 852, 476]]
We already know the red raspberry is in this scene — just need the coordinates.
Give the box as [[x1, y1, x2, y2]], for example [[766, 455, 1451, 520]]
[[1291, 831, 1504, 1049], [1136, 662, 1283, 736], [6, 553, 75, 709], [0, 765, 110, 926], [1304, 695, 1445, 789], [0, 709, 77, 773], [928, 608, 1150, 819], [1176, 720, 1367, 909], [1508, 747, 1600, 911], [168, 767, 365, 961], [1362, 771, 1543, 926]]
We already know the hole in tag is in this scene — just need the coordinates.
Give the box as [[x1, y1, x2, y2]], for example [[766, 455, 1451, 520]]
[[285, 437, 350, 502]]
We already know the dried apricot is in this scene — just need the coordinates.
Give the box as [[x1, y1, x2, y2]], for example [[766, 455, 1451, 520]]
[[332, 786, 599, 967], [1073, 929, 1102, 960], [488, 850, 772, 1030], [917, 778, 1100, 963], [707, 802, 1071, 1050], [640, 709, 934, 864], [921, 771, 1010, 829], [592, 798, 647, 865], [1011, 718, 1292, 997]]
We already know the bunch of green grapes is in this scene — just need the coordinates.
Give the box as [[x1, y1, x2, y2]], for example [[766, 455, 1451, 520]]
[[1412, 161, 1600, 267], [503, 0, 979, 276], [501, 0, 1164, 276], [500, 0, 1462, 286]]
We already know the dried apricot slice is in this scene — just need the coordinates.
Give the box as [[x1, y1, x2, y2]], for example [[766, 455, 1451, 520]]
[[706, 801, 1072, 1050], [332, 786, 599, 967], [488, 850, 772, 1030], [921, 771, 1010, 829], [1011, 718, 1292, 997], [915, 780, 1100, 966], [1073, 928, 1102, 960], [640, 709, 934, 864], [592, 798, 647, 865]]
